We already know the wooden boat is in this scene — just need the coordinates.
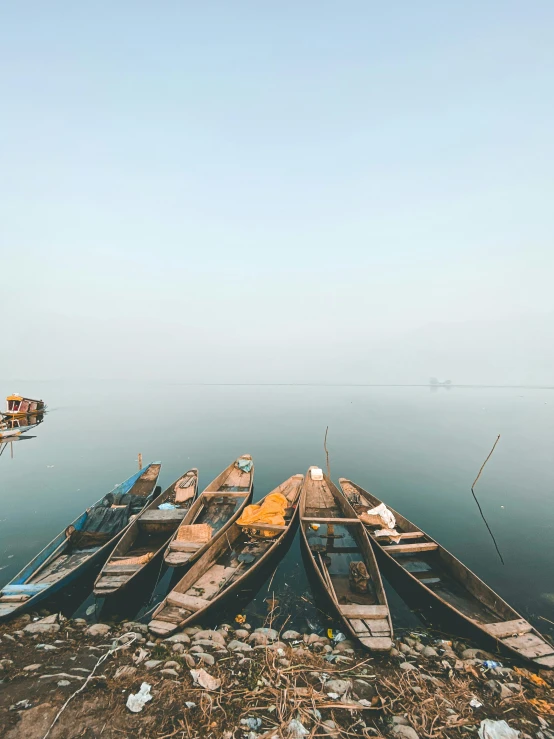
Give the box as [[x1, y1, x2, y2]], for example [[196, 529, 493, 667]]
[[299, 467, 393, 651], [94, 469, 198, 597], [149, 473, 303, 636], [163, 455, 254, 569], [4, 394, 46, 418], [0, 423, 36, 439], [339, 478, 554, 668], [0, 463, 161, 622]]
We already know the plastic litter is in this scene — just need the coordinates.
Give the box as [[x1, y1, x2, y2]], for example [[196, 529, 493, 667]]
[[478, 719, 520, 739], [333, 631, 347, 643], [366, 503, 395, 530], [327, 692, 339, 699], [241, 718, 263, 730], [126, 682, 152, 713], [158, 502, 176, 510], [85, 605, 96, 616], [470, 699, 483, 708], [185, 702, 196, 708], [190, 668, 221, 691], [310, 468, 323, 480], [235, 614, 246, 624], [288, 718, 309, 737], [483, 660, 502, 669], [310, 523, 320, 531]]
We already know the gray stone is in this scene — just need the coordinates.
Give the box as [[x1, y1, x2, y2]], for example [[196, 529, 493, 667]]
[[24, 622, 61, 635], [414, 642, 425, 653], [248, 632, 269, 646], [462, 648, 495, 660], [73, 618, 87, 627], [189, 645, 204, 653], [234, 629, 250, 640], [163, 661, 181, 671], [404, 637, 417, 647], [86, 623, 111, 637], [184, 654, 196, 668], [485, 680, 513, 700], [22, 664, 42, 672], [390, 648, 400, 657], [193, 630, 225, 645], [183, 626, 202, 635], [2, 633, 16, 642], [421, 646, 438, 658], [352, 679, 376, 700], [399, 643, 412, 654], [172, 643, 185, 654], [325, 679, 351, 696], [253, 627, 278, 641], [122, 621, 149, 635], [392, 725, 420, 739], [36, 644, 57, 651], [238, 657, 252, 666], [228, 640, 253, 652], [144, 660, 163, 670], [193, 639, 223, 651], [282, 630, 301, 640], [278, 658, 290, 667], [400, 662, 418, 672], [160, 669, 180, 678], [322, 720, 339, 737], [57, 680, 71, 687], [196, 653, 215, 666], [392, 716, 411, 726]]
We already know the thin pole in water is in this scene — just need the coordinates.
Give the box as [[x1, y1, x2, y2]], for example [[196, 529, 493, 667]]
[[471, 434, 504, 565], [138, 453, 142, 470]]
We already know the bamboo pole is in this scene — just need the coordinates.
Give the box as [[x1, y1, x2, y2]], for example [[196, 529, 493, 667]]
[[138, 453, 143, 470]]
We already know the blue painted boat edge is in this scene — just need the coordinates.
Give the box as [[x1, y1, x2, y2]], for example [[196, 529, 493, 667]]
[[2, 463, 157, 591]]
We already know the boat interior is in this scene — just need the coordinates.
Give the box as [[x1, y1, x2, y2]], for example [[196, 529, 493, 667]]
[[149, 475, 301, 635], [302, 471, 392, 648], [164, 457, 253, 567], [341, 479, 554, 666], [95, 471, 197, 594], [0, 464, 161, 616]]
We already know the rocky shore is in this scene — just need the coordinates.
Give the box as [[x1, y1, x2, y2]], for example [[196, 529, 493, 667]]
[[1, 612, 552, 739]]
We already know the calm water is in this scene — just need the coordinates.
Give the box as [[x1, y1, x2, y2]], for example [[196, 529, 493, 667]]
[[1, 381, 553, 638]]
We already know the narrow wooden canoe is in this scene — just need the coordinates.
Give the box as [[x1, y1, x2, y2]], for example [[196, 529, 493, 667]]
[[163, 455, 254, 569], [149, 473, 303, 636], [339, 478, 554, 669], [0, 463, 161, 622], [93, 469, 198, 597], [299, 467, 393, 652]]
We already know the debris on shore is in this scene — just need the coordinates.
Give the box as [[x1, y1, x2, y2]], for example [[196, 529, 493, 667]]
[[0, 613, 552, 739]]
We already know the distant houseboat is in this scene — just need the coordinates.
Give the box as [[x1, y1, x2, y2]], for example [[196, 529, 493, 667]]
[[4, 394, 46, 418]]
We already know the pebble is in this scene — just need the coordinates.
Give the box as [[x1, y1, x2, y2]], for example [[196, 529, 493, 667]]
[[352, 679, 376, 700], [86, 623, 111, 637], [322, 720, 339, 737], [160, 669, 180, 678], [193, 630, 225, 644], [421, 646, 438, 658], [24, 622, 60, 635], [57, 680, 71, 687], [325, 679, 351, 696], [399, 643, 412, 654], [282, 630, 301, 640], [238, 657, 253, 666], [23, 664, 42, 672], [390, 648, 400, 657], [183, 626, 202, 635], [196, 653, 215, 666], [0, 659, 14, 670], [234, 629, 250, 640], [122, 622, 149, 635], [485, 680, 514, 700], [392, 726, 420, 739], [144, 660, 163, 670], [36, 644, 57, 651], [193, 639, 224, 651], [462, 648, 495, 660], [163, 661, 181, 671], [400, 662, 418, 672], [228, 640, 253, 652], [3, 634, 16, 642], [73, 618, 87, 627], [172, 643, 185, 654], [414, 642, 425, 653], [253, 627, 278, 641], [183, 654, 196, 668], [404, 637, 417, 647], [278, 658, 290, 667], [248, 632, 269, 646], [392, 716, 411, 726]]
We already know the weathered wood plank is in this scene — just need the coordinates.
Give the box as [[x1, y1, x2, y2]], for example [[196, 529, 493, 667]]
[[483, 619, 533, 639], [502, 633, 554, 658], [236, 522, 286, 532], [339, 604, 389, 619], [535, 654, 554, 667], [385, 542, 438, 553], [359, 636, 393, 651], [149, 619, 173, 634], [167, 591, 210, 611], [364, 618, 390, 634], [349, 619, 370, 635], [302, 517, 360, 524]]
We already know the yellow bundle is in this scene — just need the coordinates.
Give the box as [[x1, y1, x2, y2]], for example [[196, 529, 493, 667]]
[[237, 493, 288, 538]]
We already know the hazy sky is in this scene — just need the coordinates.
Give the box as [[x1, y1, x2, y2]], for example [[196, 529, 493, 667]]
[[2, 2, 553, 384]]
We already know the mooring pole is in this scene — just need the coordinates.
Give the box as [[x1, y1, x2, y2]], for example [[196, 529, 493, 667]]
[[138, 453, 143, 470]]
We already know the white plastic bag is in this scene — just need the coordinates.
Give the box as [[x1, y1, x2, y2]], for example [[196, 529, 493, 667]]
[[367, 503, 396, 530], [478, 719, 520, 739], [126, 682, 152, 713]]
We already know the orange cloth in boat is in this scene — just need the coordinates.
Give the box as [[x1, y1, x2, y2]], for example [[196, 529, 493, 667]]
[[237, 493, 288, 537]]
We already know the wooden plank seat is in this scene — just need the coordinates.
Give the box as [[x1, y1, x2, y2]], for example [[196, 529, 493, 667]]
[[482, 619, 533, 639], [140, 510, 187, 523], [359, 636, 393, 651], [167, 592, 211, 612], [384, 542, 438, 553], [501, 633, 554, 659], [236, 522, 286, 532], [374, 531, 425, 540], [535, 654, 554, 667], [338, 604, 389, 619]]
